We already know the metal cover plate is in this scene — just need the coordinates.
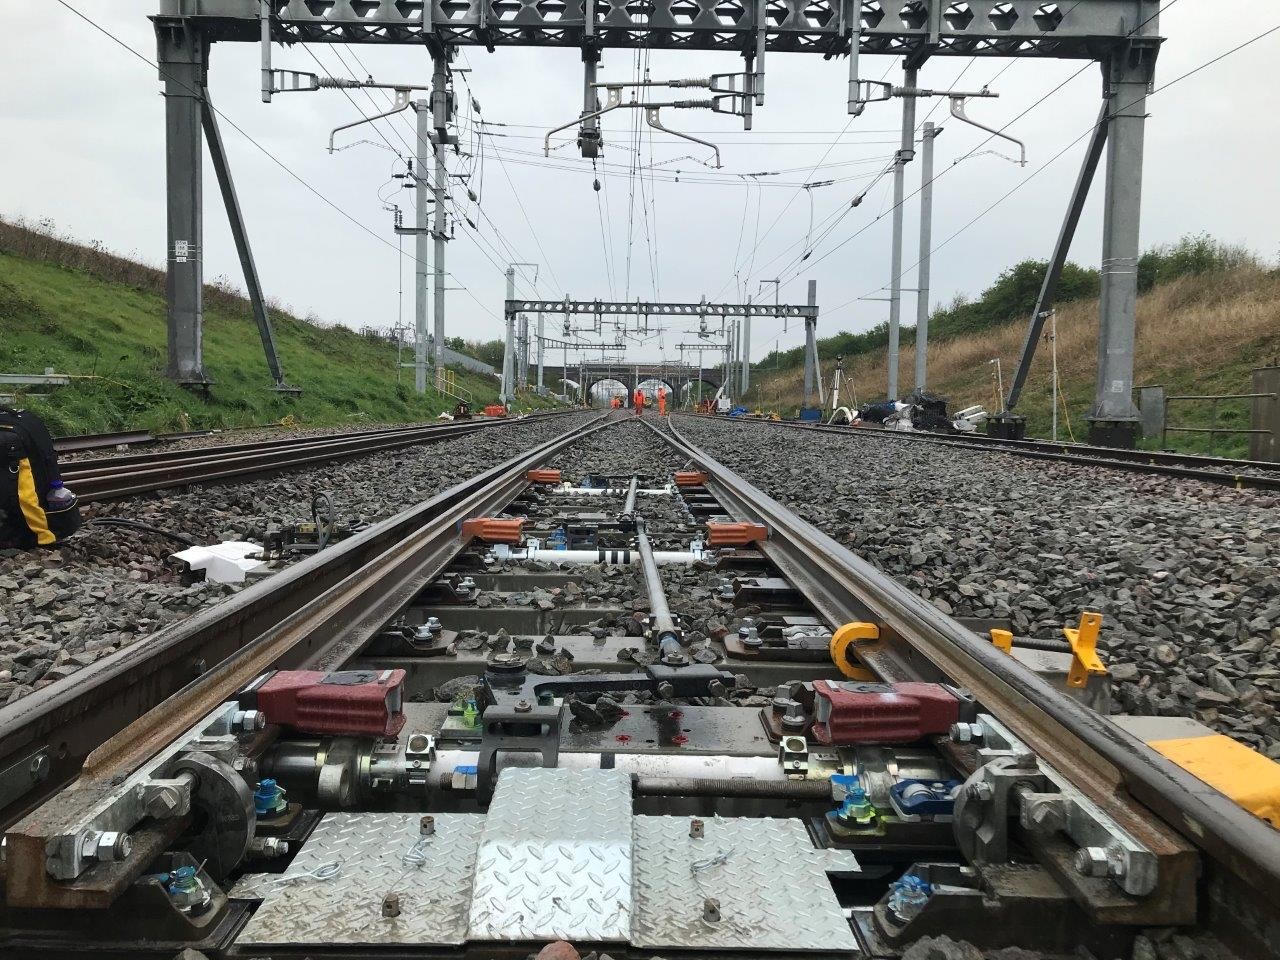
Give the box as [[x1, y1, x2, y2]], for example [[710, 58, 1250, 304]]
[[631, 815, 859, 952], [468, 767, 633, 942], [234, 812, 484, 947]]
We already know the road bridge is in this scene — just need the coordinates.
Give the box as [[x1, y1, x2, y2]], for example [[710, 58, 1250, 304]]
[[539, 362, 723, 400]]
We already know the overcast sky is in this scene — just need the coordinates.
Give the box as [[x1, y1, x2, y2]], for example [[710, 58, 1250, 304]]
[[2, 2, 1278, 369]]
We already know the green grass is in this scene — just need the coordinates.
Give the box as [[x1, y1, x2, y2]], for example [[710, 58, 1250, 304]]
[[0, 251, 555, 436]]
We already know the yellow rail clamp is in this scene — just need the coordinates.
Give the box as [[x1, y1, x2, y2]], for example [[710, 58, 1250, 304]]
[[989, 628, 1013, 654], [830, 622, 881, 681], [1063, 611, 1107, 689]]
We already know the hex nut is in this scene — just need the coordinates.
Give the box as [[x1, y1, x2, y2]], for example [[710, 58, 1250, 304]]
[[233, 709, 266, 733], [1073, 846, 1110, 878], [703, 897, 721, 923], [420, 815, 436, 836], [689, 819, 705, 839], [950, 722, 984, 744], [87, 831, 132, 862], [514, 699, 532, 714], [966, 781, 995, 803]]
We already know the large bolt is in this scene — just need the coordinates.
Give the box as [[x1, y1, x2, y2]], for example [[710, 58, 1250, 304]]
[[1073, 846, 1110, 879], [1024, 797, 1065, 834], [781, 702, 807, 731], [425, 616, 443, 634], [656, 681, 675, 700], [514, 699, 532, 714], [382, 892, 402, 918], [250, 836, 290, 857], [662, 651, 688, 667], [146, 785, 184, 819]]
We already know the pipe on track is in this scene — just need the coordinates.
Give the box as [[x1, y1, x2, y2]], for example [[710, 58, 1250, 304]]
[[637, 524, 680, 652], [621, 475, 639, 517]]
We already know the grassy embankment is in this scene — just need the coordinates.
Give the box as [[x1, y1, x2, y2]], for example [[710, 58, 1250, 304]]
[[0, 217, 555, 436], [750, 240, 1279, 457]]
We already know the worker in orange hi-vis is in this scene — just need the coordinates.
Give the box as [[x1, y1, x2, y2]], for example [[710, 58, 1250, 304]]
[[633, 386, 645, 416], [657, 386, 667, 416]]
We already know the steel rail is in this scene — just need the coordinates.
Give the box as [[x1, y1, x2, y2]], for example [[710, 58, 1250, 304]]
[[51, 429, 154, 453], [716, 415, 1280, 491], [0, 411, 603, 827], [63, 411, 576, 502], [650, 416, 1280, 901]]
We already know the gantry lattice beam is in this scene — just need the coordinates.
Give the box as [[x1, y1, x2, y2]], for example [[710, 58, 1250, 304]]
[[505, 299, 816, 319], [159, 1, 1156, 58]]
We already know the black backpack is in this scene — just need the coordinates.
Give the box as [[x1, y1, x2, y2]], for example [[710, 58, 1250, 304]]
[[0, 406, 82, 549]]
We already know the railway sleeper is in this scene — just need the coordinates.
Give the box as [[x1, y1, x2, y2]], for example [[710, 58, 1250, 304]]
[[0, 443, 1273, 959]]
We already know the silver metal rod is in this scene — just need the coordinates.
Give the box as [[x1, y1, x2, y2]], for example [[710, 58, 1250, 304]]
[[637, 526, 679, 648], [622, 476, 639, 518]]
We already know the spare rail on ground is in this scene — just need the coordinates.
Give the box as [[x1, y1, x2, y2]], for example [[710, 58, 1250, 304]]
[[61, 411, 576, 502], [718, 414, 1280, 491]]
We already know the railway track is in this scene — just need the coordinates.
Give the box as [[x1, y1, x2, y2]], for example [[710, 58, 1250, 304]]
[[1, 412, 1276, 958], [729, 414, 1280, 491], [60, 410, 576, 502]]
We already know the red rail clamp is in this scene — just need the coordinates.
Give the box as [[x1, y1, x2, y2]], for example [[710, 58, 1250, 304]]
[[245, 668, 406, 737], [810, 679, 960, 746], [674, 471, 708, 488], [705, 521, 768, 547], [461, 517, 525, 544]]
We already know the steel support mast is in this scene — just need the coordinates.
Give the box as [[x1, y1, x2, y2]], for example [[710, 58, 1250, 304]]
[[914, 121, 938, 392], [413, 101, 431, 396], [886, 67, 917, 402]]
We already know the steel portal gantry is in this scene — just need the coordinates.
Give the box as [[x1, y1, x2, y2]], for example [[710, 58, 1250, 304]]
[[155, 0, 1160, 443]]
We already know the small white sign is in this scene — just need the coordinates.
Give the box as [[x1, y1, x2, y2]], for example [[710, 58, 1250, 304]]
[[174, 240, 190, 263], [1110, 379, 1125, 393]]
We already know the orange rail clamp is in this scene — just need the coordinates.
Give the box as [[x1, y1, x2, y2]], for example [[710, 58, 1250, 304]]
[[460, 517, 525, 544], [525, 469, 562, 484], [705, 521, 768, 548], [482, 405, 507, 417], [674, 470, 708, 488]]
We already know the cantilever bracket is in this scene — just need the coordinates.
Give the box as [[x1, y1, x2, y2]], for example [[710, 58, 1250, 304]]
[[329, 87, 415, 153], [950, 96, 1027, 166], [645, 108, 721, 169]]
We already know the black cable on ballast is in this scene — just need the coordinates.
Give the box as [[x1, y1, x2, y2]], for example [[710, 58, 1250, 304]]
[[88, 517, 201, 548]]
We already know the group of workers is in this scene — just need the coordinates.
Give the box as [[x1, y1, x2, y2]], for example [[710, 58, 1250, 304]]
[[607, 386, 667, 415]]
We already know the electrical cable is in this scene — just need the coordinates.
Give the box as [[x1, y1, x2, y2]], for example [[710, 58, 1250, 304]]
[[87, 518, 201, 549]]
